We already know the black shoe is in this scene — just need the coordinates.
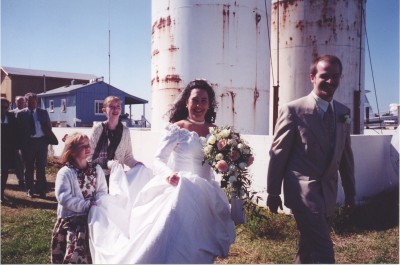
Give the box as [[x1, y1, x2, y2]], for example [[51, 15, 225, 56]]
[[27, 190, 34, 198], [18, 180, 25, 188], [39, 193, 46, 199]]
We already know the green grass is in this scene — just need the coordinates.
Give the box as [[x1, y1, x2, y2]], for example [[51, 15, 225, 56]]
[[1, 209, 56, 264]]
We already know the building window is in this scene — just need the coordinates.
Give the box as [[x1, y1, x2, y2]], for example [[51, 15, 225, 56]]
[[49, 100, 54, 112], [61, 99, 67, 112], [95, 100, 103, 115]]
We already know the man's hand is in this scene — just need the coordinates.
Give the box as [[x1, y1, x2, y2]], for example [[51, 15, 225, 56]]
[[267, 194, 283, 214], [344, 196, 355, 214]]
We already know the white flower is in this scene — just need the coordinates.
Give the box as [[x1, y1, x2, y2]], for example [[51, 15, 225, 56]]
[[207, 135, 217, 145], [343, 114, 351, 124], [204, 145, 213, 155], [220, 129, 231, 138], [237, 143, 244, 150], [215, 153, 224, 161]]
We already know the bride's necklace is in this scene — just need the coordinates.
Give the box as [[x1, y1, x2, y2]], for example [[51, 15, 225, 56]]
[[186, 117, 205, 125]]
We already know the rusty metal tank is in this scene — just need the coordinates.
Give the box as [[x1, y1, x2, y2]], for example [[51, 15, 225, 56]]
[[151, 0, 270, 134], [269, 0, 366, 134]]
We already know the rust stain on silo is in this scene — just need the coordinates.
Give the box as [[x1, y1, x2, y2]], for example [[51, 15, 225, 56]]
[[152, 49, 160, 56], [228, 91, 236, 114], [152, 15, 172, 35], [168, 45, 179, 52], [255, 13, 261, 25], [158, 16, 172, 30], [253, 87, 259, 109], [151, 74, 160, 86], [222, 4, 230, 49], [163, 74, 182, 83], [296, 20, 304, 31]]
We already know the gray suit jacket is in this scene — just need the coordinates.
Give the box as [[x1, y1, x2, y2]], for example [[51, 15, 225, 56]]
[[267, 93, 355, 217]]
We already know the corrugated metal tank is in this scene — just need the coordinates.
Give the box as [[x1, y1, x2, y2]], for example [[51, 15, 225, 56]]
[[151, 0, 270, 134], [269, 0, 366, 134]]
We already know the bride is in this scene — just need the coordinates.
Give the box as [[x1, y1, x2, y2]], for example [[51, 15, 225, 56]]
[[88, 79, 236, 264]]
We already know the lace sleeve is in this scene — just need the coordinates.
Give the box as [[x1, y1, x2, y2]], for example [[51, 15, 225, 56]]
[[153, 124, 184, 179]]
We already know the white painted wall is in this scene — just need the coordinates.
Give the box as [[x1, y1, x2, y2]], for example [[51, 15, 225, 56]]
[[51, 128, 399, 213]]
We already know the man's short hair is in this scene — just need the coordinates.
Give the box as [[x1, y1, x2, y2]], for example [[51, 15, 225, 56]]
[[310, 55, 343, 76]]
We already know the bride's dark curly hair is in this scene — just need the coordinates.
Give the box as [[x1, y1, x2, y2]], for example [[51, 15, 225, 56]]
[[168, 79, 217, 123]]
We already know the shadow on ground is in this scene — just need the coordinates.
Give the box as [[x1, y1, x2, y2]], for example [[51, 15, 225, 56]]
[[2, 174, 57, 210], [333, 188, 399, 233]]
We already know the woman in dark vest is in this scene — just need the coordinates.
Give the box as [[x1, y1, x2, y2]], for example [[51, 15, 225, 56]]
[[89, 96, 142, 188]]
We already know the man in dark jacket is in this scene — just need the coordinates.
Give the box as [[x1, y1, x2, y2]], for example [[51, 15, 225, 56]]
[[1, 97, 18, 202], [16, 93, 55, 199]]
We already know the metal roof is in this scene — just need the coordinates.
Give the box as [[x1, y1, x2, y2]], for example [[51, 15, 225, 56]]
[[1, 66, 98, 80], [38, 81, 148, 105]]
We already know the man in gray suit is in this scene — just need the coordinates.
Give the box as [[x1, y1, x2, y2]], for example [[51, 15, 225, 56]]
[[17, 93, 54, 199], [266, 55, 356, 263]]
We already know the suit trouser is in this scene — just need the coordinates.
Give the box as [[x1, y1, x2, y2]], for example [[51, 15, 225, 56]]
[[22, 137, 48, 194], [292, 210, 335, 264], [14, 149, 25, 181], [1, 153, 13, 199]]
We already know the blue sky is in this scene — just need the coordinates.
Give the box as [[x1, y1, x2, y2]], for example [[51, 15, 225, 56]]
[[1, 0, 399, 119]]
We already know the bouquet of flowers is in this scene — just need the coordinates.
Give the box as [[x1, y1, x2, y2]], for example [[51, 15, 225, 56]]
[[203, 126, 261, 224], [203, 126, 254, 195]]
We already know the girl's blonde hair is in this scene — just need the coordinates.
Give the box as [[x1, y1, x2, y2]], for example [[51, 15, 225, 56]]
[[102, 96, 121, 109], [59, 132, 89, 164]]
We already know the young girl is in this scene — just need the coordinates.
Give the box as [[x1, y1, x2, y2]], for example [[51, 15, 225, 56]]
[[51, 132, 108, 264]]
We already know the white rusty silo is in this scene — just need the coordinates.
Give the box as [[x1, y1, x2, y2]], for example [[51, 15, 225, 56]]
[[151, 0, 270, 134], [269, 0, 366, 134]]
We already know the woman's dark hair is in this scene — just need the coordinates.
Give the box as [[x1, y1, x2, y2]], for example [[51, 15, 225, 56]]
[[168, 79, 217, 123]]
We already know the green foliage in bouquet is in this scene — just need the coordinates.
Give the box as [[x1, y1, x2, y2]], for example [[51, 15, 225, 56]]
[[202, 125, 266, 221]]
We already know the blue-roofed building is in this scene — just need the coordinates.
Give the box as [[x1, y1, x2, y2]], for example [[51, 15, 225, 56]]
[[38, 78, 148, 127]]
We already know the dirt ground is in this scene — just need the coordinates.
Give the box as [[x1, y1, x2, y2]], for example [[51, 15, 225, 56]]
[[1, 172, 58, 214]]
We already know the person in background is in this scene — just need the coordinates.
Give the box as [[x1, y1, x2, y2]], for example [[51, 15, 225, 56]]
[[51, 132, 108, 264], [14, 95, 26, 110], [266, 55, 356, 263], [1, 98, 18, 202], [16, 93, 53, 198], [12, 95, 26, 187], [89, 96, 142, 188]]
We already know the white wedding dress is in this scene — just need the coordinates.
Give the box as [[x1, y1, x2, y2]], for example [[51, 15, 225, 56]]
[[88, 124, 236, 264]]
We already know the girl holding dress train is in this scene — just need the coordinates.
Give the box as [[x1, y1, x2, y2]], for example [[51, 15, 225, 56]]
[[51, 132, 108, 264]]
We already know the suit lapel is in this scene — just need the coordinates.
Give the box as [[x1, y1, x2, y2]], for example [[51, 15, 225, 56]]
[[332, 101, 345, 158]]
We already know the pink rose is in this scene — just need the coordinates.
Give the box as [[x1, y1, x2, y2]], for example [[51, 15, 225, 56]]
[[247, 155, 254, 166], [215, 160, 229, 172], [217, 139, 228, 150], [229, 150, 240, 161]]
